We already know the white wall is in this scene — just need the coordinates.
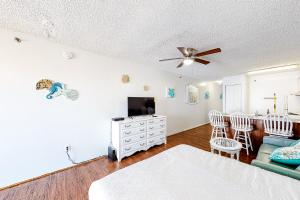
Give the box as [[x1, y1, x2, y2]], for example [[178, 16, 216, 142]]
[[248, 70, 300, 114], [0, 30, 222, 187], [198, 82, 223, 121]]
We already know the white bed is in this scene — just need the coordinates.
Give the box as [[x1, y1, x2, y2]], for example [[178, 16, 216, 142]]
[[89, 144, 300, 200]]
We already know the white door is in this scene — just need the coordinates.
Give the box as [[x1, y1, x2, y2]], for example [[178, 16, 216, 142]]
[[224, 84, 242, 114]]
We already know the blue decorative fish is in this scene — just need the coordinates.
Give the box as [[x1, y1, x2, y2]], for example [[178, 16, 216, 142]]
[[46, 82, 64, 99], [168, 88, 175, 98], [36, 79, 78, 100]]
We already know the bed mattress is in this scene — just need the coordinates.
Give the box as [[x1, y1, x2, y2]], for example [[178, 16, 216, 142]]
[[89, 144, 300, 200]]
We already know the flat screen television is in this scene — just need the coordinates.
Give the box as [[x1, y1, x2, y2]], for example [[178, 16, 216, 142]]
[[128, 97, 155, 117]]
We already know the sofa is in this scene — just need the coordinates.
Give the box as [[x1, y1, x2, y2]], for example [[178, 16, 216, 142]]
[[251, 136, 300, 180]]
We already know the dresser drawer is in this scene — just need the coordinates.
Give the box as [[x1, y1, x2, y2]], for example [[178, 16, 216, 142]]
[[147, 118, 166, 125], [147, 123, 166, 131], [121, 120, 146, 130], [122, 133, 146, 145], [121, 126, 146, 137], [148, 129, 166, 138], [122, 140, 147, 154], [147, 135, 165, 146]]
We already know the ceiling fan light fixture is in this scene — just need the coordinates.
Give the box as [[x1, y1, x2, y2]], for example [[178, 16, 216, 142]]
[[183, 58, 193, 65]]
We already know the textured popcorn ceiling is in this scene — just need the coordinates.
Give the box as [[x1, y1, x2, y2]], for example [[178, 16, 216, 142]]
[[0, 0, 300, 80]]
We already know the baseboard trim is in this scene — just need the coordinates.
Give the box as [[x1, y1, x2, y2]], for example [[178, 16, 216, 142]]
[[168, 122, 210, 136], [0, 156, 104, 191], [0, 123, 210, 191]]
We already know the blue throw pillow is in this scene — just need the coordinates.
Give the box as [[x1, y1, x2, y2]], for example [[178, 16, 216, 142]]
[[269, 146, 300, 165]]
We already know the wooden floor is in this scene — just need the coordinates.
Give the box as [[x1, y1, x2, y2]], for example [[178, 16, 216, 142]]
[[0, 124, 256, 200]]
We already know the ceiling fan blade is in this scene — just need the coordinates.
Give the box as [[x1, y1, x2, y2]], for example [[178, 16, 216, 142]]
[[176, 62, 184, 68], [177, 47, 189, 57], [187, 48, 197, 56], [194, 58, 210, 65], [159, 57, 183, 62], [195, 48, 221, 57]]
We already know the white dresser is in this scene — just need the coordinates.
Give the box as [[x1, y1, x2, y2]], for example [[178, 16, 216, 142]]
[[111, 115, 167, 161]]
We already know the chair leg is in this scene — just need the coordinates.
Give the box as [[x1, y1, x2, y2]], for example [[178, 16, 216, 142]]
[[236, 151, 240, 160], [244, 132, 249, 155], [211, 127, 215, 140], [223, 127, 227, 138], [247, 132, 253, 151], [236, 131, 240, 142], [233, 130, 237, 140], [214, 127, 218, 138]]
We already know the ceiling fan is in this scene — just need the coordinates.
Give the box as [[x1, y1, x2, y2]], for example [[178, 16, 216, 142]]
[[159, 47, 221, 68]]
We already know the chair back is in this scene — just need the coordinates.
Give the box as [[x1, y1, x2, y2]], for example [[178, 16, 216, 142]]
[[208, 110, 225, 127], [263, 114, 293, 137], [230, 112, 251, 131]]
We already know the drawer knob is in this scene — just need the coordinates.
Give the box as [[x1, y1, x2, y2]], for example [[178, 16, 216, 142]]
[[140, 129, 145, 131], [125, 147, 131, 151], [125, 139, 131, 143], [125, 131, 131, 135], [149, 127, 153, 130], [140, 122, 144, 125], [140, 135, 145, 138], [140, 143, 145, 146], [125, 124, 131, 128], [149, 140, 154, 143], [149, 133, 154, 136]]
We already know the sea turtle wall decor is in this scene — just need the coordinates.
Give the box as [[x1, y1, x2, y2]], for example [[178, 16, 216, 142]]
[[36, 79, 79, 100]]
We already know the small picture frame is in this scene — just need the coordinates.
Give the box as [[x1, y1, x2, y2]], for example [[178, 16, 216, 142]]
[[166, 87, 175, 98], [185, 84, 199, 104]]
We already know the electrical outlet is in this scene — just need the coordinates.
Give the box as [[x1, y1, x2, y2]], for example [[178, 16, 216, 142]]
[[65, 145, 71, 152]]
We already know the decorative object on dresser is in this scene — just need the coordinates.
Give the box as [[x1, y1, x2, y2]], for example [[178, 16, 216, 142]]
[[111, 115, 167, 161]]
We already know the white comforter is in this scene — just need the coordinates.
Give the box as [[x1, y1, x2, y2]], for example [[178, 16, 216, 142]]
[[89, 144, 300, 200]]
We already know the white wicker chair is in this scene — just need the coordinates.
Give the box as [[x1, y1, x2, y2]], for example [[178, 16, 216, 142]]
[[263, 114, 293, 137], [230, 112, 253, 155], [208, 110, 227, 139]]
